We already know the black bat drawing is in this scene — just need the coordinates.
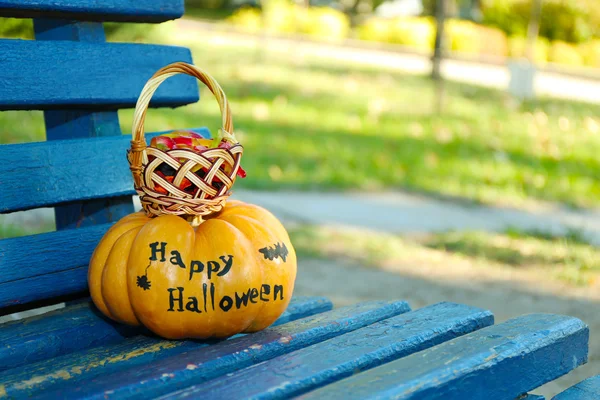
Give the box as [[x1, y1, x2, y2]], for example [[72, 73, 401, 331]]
[[259, 242, 289, 262]]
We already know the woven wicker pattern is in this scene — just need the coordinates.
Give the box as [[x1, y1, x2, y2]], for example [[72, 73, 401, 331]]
[[128, 62, 243, 223]]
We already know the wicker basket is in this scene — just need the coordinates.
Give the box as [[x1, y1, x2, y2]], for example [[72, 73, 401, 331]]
[[128, 62, 243, 225]]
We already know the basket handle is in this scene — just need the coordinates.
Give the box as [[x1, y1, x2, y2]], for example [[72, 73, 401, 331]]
[[129, 62, 235, 187]]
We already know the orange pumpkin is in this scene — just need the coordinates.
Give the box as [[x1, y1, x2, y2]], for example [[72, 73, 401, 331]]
[[88, 200, 297, 339]]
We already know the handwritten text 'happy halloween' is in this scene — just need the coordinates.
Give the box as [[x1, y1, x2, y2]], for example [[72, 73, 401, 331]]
[[144, 242, 285, 313]]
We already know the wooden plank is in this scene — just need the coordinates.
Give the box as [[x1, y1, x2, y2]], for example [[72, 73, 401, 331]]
[[0, 0, 184, 23], [297, 314, 589, 400], [0, 296, 332, 376], [52, 197, 135, 230], [553, 375, 600, 400], [0, 301, 136, 372], [0, 223, 111, 287], [270, 297, 333, 326], [0, 266, 89, 309], [0, 39, 198, 111], [163, 302, 494, 400], [33, 19, 134, 230], [34, 19, 107, 43], [29, 301, 411, 400], [0, 129, 210, 213]]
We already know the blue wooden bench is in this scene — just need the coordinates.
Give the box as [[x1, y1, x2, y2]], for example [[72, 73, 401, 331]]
[[0, 1, 593, 399]]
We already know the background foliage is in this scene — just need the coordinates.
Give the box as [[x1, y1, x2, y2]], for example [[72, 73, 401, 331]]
[[223, 0, 600, 67], [3, 0, 600, 68]]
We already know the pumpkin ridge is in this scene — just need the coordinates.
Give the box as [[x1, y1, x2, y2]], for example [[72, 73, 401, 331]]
[[102, 225, 144, 326], [200, 218, 263, 335], [126, 215, 196, 339], [222, 203, 293, 244], [215, 212, 295, 333], [243, 218, 283, 333], [88, 218, 150, 319]]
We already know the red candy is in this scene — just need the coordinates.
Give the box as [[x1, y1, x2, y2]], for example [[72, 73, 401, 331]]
[[149, 131, 246, 197]]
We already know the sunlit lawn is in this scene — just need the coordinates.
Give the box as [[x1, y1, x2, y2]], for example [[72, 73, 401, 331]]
[[290, 225, 600, 287], [2, 26, 600, 210]]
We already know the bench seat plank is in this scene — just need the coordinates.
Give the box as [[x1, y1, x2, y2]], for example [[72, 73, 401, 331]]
[[0, 0, 184, 22], [0, 129, 210, 213], [30, 301, 411, 400], [0, 301, 134, 372], [0, 39, 198, 111], [0, 296, 332, 398], [553, 375, 600, 400], [163, 302, 494, 400], [0, 296, 332, 373], [298, 314, 589, 400]]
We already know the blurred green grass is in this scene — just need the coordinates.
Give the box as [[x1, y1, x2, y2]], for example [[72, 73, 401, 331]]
[[424, 228, 600, 286], [0, 220, 56, 239], [290, 224, 600, 287], [2, 26, 600, 210]]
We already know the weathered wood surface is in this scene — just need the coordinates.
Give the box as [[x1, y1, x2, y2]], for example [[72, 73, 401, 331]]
[[0, 224, 111, 308], [297, 314, 589, 400], [163, 302, 494, 400], [553, 375, 600, 400], [0, 296, 333, 397], [0, 267, 89, 311], [28, 301, 411, 400], [0, 39, 197, 111], [0, 0, 184, 22], [0, 128, 210, 213]]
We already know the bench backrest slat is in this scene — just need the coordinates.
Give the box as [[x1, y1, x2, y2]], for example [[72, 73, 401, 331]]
[[2, 135, 133, 212], [0, 265, 89, 312], [0, 223, 112, 308], [0, 0, 184, 22], [0, 39, 198, 111], [0, 129, 210, 213]]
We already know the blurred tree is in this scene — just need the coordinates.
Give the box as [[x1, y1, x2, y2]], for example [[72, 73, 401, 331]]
[[431, 0, 446, 81], [345, 0, 390, 26], [525, 0, 541, 61], [431, 0, 454, 113], [186, 0, 231, 9], [506, 0, 539, 101], [481, 0, 599, 43], [459, 0, 481, 21]]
